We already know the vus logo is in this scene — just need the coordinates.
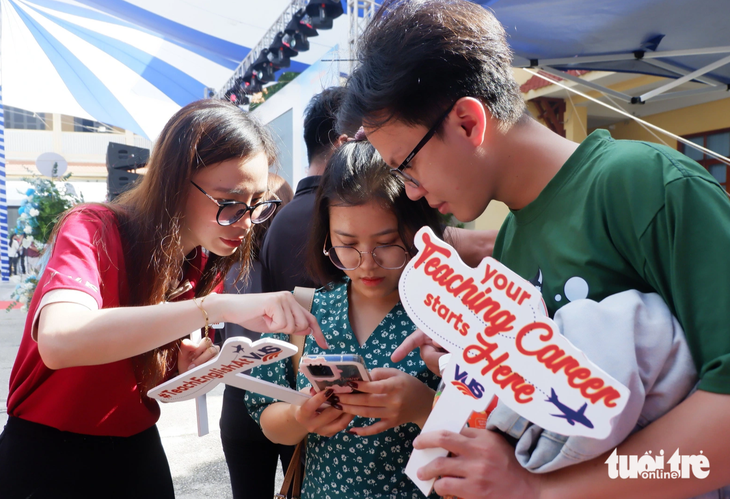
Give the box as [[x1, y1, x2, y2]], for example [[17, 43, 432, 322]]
[[239, 345, 282, 361], [451, 364, 485, 399], [262, 350, 282, 362], [546, 388, 594, 428]]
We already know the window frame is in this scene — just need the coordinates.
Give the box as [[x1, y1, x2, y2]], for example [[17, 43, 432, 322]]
[[679, 127, 730, 191], [73, 116, 113, 133], [5, 106, 46, 130]]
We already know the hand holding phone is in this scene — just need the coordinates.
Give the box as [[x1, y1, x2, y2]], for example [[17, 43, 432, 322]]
[[300, 354, 370, 393]]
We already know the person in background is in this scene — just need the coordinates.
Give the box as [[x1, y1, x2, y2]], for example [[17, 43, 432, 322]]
[[260, 86, 346, 294], [8, 233, 20, 276], [24, 238, 42, 274], [16, 234, 26, 276], [218, 173, 295, 499]]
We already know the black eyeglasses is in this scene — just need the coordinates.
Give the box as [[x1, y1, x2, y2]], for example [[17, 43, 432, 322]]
[[390, 101, 457, 189], [323, 236, 410, 271], [190, 181, 281, 226]]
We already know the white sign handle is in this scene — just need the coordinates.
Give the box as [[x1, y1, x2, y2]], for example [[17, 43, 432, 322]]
[[189, 328, 209, 437], [406, 366, 495, 496], [224, 373, 311, 406]]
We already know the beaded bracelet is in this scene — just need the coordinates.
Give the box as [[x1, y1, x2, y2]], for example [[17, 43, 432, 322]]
[[193, 295, 210, 341]]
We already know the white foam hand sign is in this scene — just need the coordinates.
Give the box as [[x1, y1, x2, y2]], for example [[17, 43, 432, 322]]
[[148, 336, 310, 407], [400, 227, 629, 495]]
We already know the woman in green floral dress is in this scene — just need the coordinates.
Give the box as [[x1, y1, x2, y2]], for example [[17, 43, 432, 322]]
[[246, 140, 443, 498]]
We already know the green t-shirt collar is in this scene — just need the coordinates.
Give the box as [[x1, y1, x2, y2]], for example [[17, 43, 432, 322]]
[[510, 129, 613, 226]]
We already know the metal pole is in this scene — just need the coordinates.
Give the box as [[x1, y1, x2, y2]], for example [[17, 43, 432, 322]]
[[0, 2, 10, 282], [347, 0, 376, 75]]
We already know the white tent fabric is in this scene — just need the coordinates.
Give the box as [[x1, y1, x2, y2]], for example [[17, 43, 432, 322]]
[[1, 0, 348, 140]]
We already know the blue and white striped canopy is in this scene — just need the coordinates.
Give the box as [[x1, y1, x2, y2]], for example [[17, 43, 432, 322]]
[[1, 0, 348, 140]]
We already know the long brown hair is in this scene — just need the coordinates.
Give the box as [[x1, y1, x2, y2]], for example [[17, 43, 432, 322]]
[[52, 100, 277, 389]]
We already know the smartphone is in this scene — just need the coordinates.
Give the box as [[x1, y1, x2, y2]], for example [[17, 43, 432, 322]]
[[300, 354, 370, 393]]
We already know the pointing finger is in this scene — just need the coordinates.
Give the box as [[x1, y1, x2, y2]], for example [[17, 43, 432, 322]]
[[391, 329, 429, 363]]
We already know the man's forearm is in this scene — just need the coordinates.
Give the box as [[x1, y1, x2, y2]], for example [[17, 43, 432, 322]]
[[541, 390, 730, 499]]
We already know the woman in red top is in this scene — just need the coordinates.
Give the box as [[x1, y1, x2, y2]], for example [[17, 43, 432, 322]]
[[0, 100, 327, 499]]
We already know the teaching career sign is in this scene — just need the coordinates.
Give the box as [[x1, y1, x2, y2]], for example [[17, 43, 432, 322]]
[[401, 227, 629, 495], [403, 227, 629, 435]]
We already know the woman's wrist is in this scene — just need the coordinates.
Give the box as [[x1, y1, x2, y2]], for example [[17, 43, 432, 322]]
[[287, 404, 314, 440], [261, 402, 308, 445], [203, 293, 231, 325]]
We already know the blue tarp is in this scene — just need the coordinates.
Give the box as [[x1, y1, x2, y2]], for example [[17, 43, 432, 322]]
[[484, 0, 730, 85]]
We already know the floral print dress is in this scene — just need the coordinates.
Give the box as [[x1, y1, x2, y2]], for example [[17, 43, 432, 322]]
[[245, 280, 440, 498]]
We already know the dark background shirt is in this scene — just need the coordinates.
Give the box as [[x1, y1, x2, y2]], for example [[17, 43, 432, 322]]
[[260, 175, 321, 293]]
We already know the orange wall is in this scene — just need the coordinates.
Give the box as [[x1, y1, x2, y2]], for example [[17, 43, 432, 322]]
[[599, 96, 730, 148]]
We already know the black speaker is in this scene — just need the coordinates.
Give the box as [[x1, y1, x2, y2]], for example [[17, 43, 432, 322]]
[[106, 143, 148, 200], [106, 143, 149, 170], [107, 169, 141, 201]]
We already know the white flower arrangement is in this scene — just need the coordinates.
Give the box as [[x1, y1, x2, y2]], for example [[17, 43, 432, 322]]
[[6, 171, 81, 313], [6, 273, 39, 312]]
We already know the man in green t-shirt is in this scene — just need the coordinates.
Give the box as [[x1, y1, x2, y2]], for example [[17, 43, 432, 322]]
[[338, 1, 730, 498]]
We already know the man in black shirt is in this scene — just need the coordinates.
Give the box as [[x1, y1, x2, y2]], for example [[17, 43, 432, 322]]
[[260, 86, 346, 292]]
